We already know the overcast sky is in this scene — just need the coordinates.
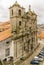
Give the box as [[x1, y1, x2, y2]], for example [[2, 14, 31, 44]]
[[0, 0, 44, 24]]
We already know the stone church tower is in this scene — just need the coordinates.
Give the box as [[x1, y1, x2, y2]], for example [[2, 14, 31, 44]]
[[9, 1, 38, 64], [9, 1, 25, 33]]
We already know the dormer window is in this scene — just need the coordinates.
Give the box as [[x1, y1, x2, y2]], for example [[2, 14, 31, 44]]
[[19, 9, 21, 16], [11, 9, 13, 15]]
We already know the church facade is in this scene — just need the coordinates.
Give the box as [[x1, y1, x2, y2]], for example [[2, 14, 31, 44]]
[[9, 1, 38, 63]]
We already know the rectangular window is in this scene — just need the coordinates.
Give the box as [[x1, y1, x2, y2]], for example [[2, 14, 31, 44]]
[[19, 21, 21, 26], [5, 48, 10, 56]]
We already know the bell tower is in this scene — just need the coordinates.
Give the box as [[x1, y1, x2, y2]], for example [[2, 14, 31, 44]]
[[9, 1, 25, 33]]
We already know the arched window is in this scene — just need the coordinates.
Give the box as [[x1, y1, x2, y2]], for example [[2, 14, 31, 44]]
[[11, 9, 13, 15], [19, 9, 21, 16]]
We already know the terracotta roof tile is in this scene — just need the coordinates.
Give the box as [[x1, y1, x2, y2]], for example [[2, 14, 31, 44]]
[[0, 28, 12, 42], [0, 22, 12, 42]]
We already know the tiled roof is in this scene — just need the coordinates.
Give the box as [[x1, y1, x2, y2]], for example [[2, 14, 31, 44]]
[[9, 1, 25, 9], [9, 1, 20, 9], [0, 21, 10, 31], [0, 29, 12, 42], [0, 22, 12, 42]]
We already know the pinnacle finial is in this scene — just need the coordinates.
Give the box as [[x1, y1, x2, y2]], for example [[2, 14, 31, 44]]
[[15, 1, 17, 3], [29, 5, 31, 10]]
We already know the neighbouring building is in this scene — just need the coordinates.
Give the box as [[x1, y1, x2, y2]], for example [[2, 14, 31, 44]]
[[37, 24, 44, 35], [37, 24, 44, 44], [38, 31, 44, 44], [0, 1, 38, 65], [0, 22, 13, 60]]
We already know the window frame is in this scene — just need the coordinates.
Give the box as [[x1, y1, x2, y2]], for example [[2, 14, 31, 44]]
[[18, 9, 21, 16], [5, 48, 10, 56], [11, 9, 13, 15]]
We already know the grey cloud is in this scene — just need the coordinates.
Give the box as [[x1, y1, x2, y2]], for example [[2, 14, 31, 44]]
[[0, 5, 9, 22], [0, 0, 44, 24], [31, 0, 44, 24]]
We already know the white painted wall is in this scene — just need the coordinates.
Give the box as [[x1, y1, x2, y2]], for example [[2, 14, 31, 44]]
[[10, 40, 14, 57], [0, 37, 14, 60]]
